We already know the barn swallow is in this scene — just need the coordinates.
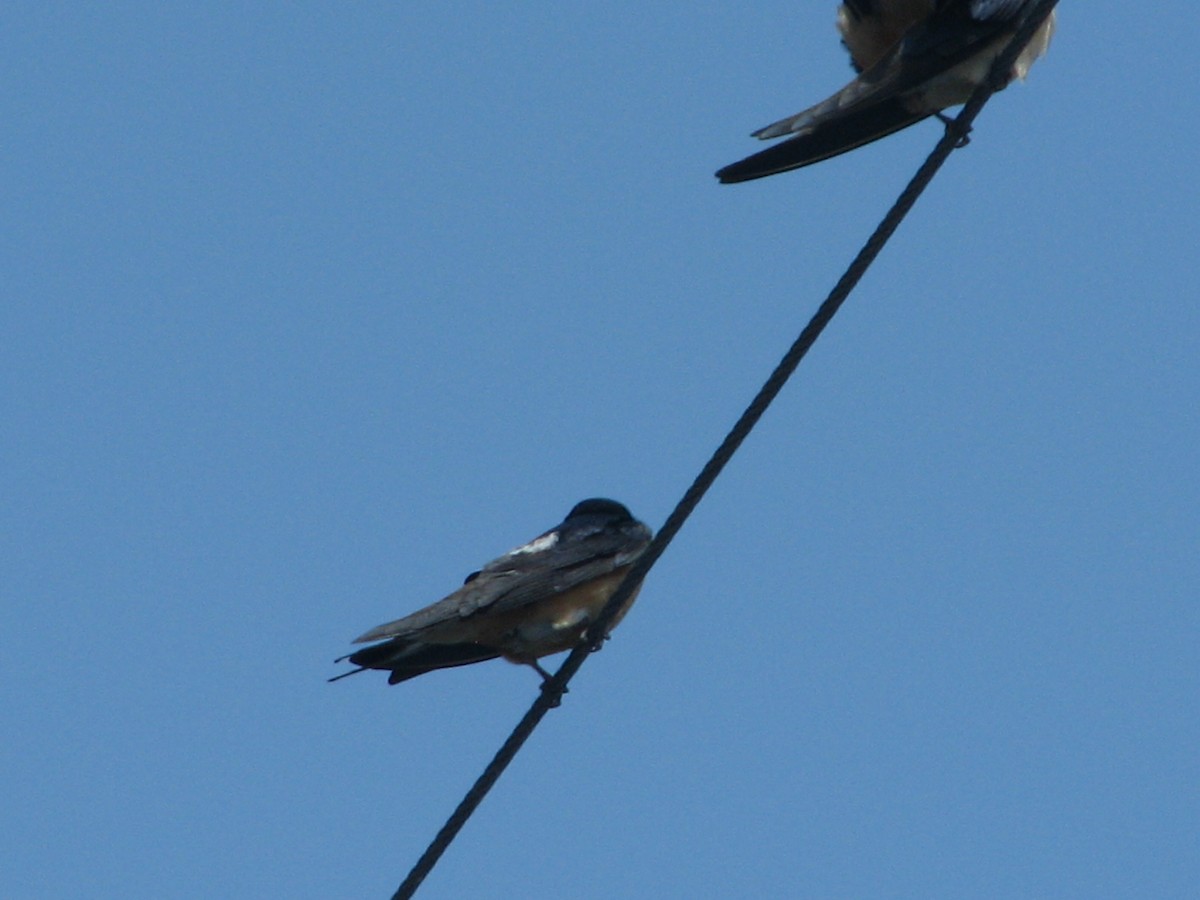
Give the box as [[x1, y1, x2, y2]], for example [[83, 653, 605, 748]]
[[330, 498, 652, 685], [716, 1, 1056, 183]]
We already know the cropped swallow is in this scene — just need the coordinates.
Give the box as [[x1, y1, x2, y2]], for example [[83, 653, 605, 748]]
[[330, 498, 652, 685], [716, 1, 1055, 183]]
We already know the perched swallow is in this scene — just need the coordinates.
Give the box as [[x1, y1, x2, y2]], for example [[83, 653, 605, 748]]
[[716, 1, 1055, 183], [330, 498, 652, 685]]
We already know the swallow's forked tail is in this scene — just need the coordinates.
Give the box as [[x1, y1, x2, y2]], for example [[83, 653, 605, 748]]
[[330, 637, 503, 685]]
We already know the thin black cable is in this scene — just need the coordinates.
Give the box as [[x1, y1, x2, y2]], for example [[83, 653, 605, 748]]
[[391, 3, 1059, 896]]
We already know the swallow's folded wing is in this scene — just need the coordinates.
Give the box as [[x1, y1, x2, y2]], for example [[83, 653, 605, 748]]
[[716, 98, 932, 182], [754, 4, 1019, 141], [349, 573, 515, 644], [349, 521, 651, 643], [471, 523, 651, 617]]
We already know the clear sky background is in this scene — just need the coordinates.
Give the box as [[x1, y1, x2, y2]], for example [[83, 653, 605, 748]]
[[4, 4, 1197, 898]]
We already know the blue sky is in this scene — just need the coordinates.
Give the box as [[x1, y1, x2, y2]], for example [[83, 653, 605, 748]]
[[4, 4, 1197, 898]]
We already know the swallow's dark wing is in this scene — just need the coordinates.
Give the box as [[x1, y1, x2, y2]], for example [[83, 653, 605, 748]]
[[349, 518, 650, 644], [715, 99, 933, 182], [469, 523, 650, 617], [347, 571, 520, 644], [328, 572, 519, 682], [762, 5, 1023, 129], [888, 1, 1034, 87]]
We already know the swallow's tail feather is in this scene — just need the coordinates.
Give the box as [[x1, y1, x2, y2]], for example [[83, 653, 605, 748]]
[[327, 664, 367, 683], [716, 98, 932, 183], [337, 638, 502, 685]]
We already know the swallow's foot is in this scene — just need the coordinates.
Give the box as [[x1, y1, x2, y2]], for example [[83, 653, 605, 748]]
[[587, 632, 610, 653], [936, 112, 972, 148], [537, 671, 566, 708]]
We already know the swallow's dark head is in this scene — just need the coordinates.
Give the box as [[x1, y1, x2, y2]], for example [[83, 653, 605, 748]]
[[565, 498, 633, 523]]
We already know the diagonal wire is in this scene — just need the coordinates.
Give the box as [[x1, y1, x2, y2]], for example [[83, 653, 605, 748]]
[[390, 2, 1060, 896]]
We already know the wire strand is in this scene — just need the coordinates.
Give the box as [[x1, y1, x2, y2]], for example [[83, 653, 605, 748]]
[[390, 3, 1060, 895]]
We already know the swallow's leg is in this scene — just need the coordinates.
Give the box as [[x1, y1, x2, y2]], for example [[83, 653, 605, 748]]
[[531, 662, 567, 707], [531, 661, 569, 702], [936, 112, 972, 148], [587, 632, 610, 653]]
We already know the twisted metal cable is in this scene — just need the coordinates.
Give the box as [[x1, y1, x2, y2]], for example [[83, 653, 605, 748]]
[[391, 3, 1061, 895]]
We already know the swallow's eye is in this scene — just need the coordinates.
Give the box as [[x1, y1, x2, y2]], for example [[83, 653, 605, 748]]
[[463, 570, 481, 585]]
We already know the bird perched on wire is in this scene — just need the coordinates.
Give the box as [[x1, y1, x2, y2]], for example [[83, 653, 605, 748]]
[[330, 499, 652, 685], [716, 0, 1056, 183]]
